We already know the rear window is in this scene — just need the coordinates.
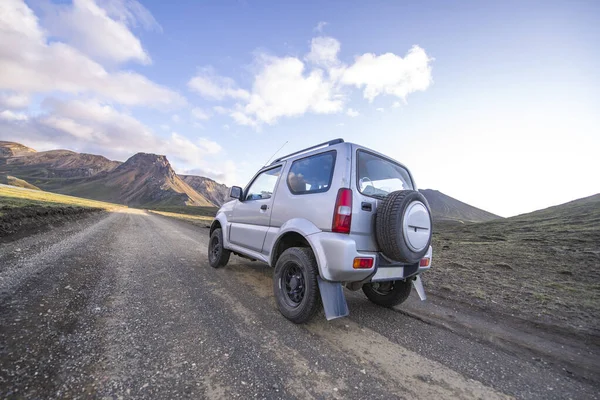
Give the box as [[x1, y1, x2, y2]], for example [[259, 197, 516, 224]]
[[287, 151, 336, 194], [357, 150, 413, 198]]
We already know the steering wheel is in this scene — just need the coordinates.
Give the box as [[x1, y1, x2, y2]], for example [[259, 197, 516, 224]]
[[359, 177, 374, 191]]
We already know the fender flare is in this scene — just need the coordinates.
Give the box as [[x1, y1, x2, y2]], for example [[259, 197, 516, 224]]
[[210, 212, 230, 247], [269, 218, 324, 273]]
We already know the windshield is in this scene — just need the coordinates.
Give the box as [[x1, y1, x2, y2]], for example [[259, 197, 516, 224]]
[[357, 150, 413, 198]]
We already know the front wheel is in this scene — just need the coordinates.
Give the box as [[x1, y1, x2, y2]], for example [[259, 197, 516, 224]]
[[208, 228, 230, 268], [362, 280, 412, 308], [273, 247, 321, 324]]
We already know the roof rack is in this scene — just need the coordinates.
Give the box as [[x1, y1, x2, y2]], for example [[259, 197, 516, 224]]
[[271, 138, 344, 165]]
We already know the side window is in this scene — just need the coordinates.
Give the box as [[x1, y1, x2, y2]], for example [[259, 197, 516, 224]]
[[287, 151, 336, 195], [245, 166, 282, 201]]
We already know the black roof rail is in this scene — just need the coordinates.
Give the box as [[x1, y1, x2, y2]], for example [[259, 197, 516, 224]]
[[271, 138, 344, 165]]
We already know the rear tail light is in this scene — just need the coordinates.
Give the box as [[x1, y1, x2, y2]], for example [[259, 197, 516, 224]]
[[353, 257, 374, 269], [420, 257, 430, 267], [332, 188, 352, 233]]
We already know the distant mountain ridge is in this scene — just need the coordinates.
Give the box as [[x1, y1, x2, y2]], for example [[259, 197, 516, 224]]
[[180, 175, 229, 207], [419, 189, 501, 223], [4, 149, 121, 178], [1, 141, 507, 220], [56, 153, 215, 207], [0, 141, 225, 207], [0, 141, 37, 158]]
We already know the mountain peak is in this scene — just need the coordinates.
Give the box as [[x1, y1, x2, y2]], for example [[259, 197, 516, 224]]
[[122, 152, 169, 166], [419, 189, 501, 223], [117, 153, 174, 177], [0, 141, 37, 158]]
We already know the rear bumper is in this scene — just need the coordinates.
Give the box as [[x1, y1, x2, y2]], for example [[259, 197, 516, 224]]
[[371, 247, 432, 282], [307, 232, 432, 282]]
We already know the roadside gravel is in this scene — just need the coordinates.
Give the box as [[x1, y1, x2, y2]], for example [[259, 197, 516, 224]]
[[0, 210, 597, 399]]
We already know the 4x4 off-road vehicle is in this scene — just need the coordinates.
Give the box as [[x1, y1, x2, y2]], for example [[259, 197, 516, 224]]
[[208, 139, 432, 323]]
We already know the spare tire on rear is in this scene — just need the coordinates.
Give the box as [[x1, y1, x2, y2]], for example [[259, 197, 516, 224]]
[[375, 190, 432, 264]]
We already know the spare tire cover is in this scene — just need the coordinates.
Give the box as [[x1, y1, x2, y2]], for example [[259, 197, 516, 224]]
[[375, 190, 432, 264]]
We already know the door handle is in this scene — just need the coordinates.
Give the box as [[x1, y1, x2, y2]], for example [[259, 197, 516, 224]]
[[260, 204, 268, 211]]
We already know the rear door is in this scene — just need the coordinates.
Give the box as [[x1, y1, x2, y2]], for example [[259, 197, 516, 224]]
[[229, 165, 283, 252], [352, 148, 415, 251]]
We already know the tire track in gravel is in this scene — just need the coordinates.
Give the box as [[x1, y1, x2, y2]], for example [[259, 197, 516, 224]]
[[214, 262, 509, 399]]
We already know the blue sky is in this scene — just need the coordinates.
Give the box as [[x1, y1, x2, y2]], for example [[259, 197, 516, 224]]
[[0, 0, 598, 217]]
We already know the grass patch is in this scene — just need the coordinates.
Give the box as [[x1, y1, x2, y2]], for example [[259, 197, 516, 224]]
[[0, 185, 125, 210], [0, 175, 41, 190], [140, 205, 218, 217], [427, 195, 600, 336], [473, 288, 486, 300], [149, 210, 213, 227]]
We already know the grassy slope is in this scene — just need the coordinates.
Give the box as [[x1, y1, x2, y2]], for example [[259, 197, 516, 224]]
[[0, 185, 125, 211], [142, 205, 218, 217], [0, 175, 41, 190], [427, 193, 600, 335], [145, 206, 217, 227], [0, 186, 125, 240], [149, 210, 213, 227]]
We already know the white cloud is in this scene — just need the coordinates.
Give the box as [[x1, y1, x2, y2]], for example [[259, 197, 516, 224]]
[[167, 132, 222, 164], [376, 108, 385, 112], [0, 110, 28, 121], [191, 107, 210, 120], [306, 36, 341, 68], [0, 92, 30, 109], [188, 67, 250, 101], [96, 0, 162, 32], [42, 115, 99, 140], [171, 114, 181, 123], [38, 97, 152, 146], [181, 159, 237, 186], [336, 122, 345, 127], [189, 36, 432, 128], [0, 0, 184, 107], [314, 21, 328, 33], [241, 55, 344, 125], [43, 0, 152, 65], [346, 108, 359, 117], [197, 137, 222, 154], [392, 101, 402, 108], [341, 45, 433, 102], [230, 110, 259, 128], [160, 124, 170, 131], [213, 106, 229, 114]]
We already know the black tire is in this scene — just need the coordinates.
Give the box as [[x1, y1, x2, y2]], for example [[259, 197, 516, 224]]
[[376, 190, 432, 263], [363, 280, 412, 308], [208, 228, 230, 268], [273, 247, 321, 324]]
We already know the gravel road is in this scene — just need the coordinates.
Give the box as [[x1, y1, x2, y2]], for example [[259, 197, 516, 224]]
[[0, 210, 597, 399]]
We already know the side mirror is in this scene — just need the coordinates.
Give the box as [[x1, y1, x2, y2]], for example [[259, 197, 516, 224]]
[[230, 186, 243, 200]]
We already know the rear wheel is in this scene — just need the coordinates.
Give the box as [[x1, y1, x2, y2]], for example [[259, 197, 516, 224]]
[[363, 280, 412, 308], [208, 228, 230, 268], [273, 247, 321, 323]]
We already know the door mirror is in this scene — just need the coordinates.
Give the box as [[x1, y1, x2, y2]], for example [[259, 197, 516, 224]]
[[230, 186, 243, 200]]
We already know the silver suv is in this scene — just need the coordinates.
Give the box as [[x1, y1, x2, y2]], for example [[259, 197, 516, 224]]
[[208, 139, 432, 323]]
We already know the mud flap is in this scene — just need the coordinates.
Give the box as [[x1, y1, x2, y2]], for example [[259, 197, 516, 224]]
[[412, 275, 426, 301], [317, 277, 349, 320]]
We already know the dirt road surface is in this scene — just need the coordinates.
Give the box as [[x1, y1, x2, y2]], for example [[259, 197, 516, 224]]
[[1, 210, 597, 399]]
